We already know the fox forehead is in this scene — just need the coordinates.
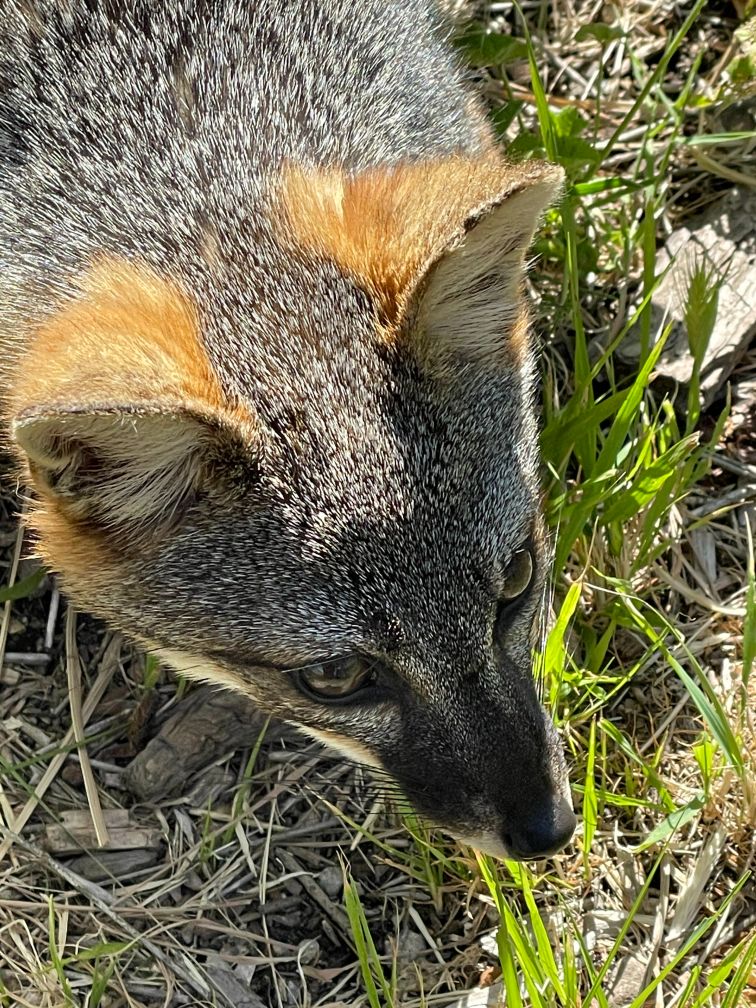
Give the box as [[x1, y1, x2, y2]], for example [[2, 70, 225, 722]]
[[150, 456, 539, 667], [265, 375, 537, 531], [247, 360, 539, 574]]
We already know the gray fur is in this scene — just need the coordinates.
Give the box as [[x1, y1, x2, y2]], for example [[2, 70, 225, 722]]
[[0, 0, 574, 858]]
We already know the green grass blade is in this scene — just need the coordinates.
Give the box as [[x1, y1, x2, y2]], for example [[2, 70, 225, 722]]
[[743, 516, 755, 690], [0, 567, 46, 602], [582, 719, 597, 875], [596, 0, 708, 167]]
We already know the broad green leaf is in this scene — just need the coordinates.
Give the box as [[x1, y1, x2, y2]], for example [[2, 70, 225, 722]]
[[575, 23, 624, 44], [456, 29, 527, 66], [632, 793, 705, 852]]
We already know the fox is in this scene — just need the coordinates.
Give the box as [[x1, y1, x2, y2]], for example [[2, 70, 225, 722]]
[[0, 0, 576, 861]]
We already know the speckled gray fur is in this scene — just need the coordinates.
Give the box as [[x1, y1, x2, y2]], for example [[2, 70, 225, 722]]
[[0, 0, 572, 855]]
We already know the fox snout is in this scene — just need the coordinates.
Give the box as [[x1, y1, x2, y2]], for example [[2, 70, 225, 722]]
[[426, 771, 576, 863], [453, 762, 577, 863], [459, 797, 576, 862], [501, 792, 576, 861], [375, 677, 576, 861], [496, 710, 577, 861]]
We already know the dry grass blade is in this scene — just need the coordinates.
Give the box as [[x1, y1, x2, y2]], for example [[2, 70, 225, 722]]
[[0, 518, 24, 665], [65, 603, 109, 848], [6, 831, 226, 1006], [667, 823, 731, 952], [0, 635, 118, 862]]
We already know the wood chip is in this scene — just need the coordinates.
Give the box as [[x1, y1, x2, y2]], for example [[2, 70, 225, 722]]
[[66, 847, 160, 883], [1, 653, 50, 667], [276, 849, 352, 935], [43, 808, 162, 856], [124, 685, 269, 801], [205, 966, 268, 1008], [605, 952, 651, 1008]]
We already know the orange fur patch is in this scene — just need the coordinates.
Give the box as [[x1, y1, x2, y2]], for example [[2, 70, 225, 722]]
[[277, 155, 547, 330], [508, 306, 532, 367], [9, 257, 233, 420], [28, 505, 117, 594], [7, 257, 251, 597]]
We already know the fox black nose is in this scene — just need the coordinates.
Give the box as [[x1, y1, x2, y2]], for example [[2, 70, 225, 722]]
[[505, 796, 576, 860]]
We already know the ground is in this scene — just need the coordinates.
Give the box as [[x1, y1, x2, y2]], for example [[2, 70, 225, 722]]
[[1, 1, 755, 1006]]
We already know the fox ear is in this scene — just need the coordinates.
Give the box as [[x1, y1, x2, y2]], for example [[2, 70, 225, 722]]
[[279, 156, 563, 366], [9, 258, 255, 537], [406, 164, 563, 366], [13, 405, 243, 534]]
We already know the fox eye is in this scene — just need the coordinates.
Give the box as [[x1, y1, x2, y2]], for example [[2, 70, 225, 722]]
[[296, 657, 375, 701], [501, 548, 534, 600]]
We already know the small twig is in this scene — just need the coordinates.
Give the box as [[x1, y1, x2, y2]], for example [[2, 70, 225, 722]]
[[689, 483, 756, 518], [276, 849, 352, 935], [506, 81, 627, 121], [1, 652, 51, 666], [269, 816, 341, 841], [45, 583, 60, 651], [711, 453, 756, 480]]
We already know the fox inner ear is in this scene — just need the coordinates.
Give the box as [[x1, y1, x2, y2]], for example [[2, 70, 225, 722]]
[[405, 163, 564, 367], [8, 257, 256, 538], [12, 404, 243, 533]]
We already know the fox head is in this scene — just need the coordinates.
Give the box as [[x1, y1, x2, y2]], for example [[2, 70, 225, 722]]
[[6, 154, 575, 860]]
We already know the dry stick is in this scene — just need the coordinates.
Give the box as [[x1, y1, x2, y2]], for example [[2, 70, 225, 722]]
[[65, 604, 110, 847], [1, 652, 50, 666], [0, 637, 119, 862], [506, 82, 630, 119], [45, 584, 60, 651], [276, 849, 352, 934]]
